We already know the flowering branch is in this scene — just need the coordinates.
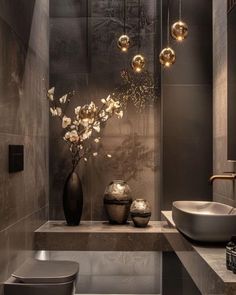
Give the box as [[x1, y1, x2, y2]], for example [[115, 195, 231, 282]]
[[46, 88, 123, 171]]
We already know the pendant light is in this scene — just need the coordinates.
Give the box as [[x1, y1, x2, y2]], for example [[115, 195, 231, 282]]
[[171, 0, 188, 42], [159, 2, 176, 68], [131, 0, 145, 73], [117, 0, 130, 52]]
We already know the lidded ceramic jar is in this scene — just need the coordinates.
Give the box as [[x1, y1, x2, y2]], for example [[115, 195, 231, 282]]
[[130, 199, 151, 227], [104, 180, 132, 224]]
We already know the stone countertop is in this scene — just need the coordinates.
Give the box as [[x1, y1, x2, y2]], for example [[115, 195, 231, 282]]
[[162, 211, 236, 295], [34, 220, 177, 251]]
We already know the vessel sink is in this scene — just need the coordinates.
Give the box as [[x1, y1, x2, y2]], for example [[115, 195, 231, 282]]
[[172, 201, 236, 242]]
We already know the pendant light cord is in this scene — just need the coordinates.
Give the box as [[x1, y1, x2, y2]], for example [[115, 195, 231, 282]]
[[138, 0, 141, 51], [179, 0, 182, 20], [123, 0, 126, 34], [167, 0, 170, 46]]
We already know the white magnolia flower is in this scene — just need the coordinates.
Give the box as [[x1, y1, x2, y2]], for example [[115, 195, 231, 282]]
[[94, 137, 101, 143], [101, 94, 111, 104], [93, 121, 100, 132], [101, 95, 122, 117], [73, 120, 80, 126], [64, 131, 71, 140], [84, 157, 88, 162], [56, 107, 62, 116], [116, 109, 123, 119], [68, 130, 79, 142], [75, 106, 81, 115], [106, 99, 120, 114], [47, 87, 55, 101], [64, 130, 79, 142], [81, 129, 92, 140], [59, 94, 68, 104], [107, 154, 112, 158], [99, 110, 109, 122], [62, 115, 71, 128], [93, 152, 98, 157], [76, 102, 98, 127], [64, 130, 79, 143], [50, 107, 58, 116]]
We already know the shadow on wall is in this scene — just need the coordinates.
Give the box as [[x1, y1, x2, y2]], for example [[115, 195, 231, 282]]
[[99, 133, 157, 182]]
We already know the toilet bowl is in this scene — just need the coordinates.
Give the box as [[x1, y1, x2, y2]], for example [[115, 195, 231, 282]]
[[4, 259, 79, 295]]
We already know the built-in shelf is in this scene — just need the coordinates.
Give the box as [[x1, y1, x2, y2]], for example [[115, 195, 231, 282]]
[[34, 220, 178, 251]]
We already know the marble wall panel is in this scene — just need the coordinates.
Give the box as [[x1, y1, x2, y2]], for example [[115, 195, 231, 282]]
[[0, 208, 48, 291], [0, 0, 49, 293], [213, 0, 236, 206], [0, 0, 36, 49]]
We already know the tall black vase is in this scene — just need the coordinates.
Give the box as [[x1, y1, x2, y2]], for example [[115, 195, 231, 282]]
[[63, 170, 83, 226]]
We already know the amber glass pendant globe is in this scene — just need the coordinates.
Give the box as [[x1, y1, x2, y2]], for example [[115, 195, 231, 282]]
[[117, 34, 130, 52], [131, 54, 145, 73], [171, 21, 188, 41], [159, 47, 176, 67]]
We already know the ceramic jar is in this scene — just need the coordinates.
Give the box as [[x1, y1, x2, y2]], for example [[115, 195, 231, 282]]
[[104, 180, 132, 224], [130, 199, 151, 227]]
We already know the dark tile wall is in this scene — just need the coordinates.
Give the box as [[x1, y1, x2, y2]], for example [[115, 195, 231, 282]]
[[49, 0, 161, 220], [0, 0, 49, 291], [162, 252, 201, 295], [213, 0, 236, 206], [162, 0, 213, 209]]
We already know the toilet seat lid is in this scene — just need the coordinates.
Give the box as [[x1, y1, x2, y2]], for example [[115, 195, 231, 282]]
[[12, 259, 79, 284]]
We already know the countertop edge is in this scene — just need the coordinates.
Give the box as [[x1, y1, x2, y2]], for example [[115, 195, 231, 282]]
[[161, 210, 236, 295]]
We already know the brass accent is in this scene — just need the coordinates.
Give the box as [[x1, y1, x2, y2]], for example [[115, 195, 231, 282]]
[[131, 54, 145, 73], [209, 173, 236, 184], [171, 21, 188, 41], [159, 47, 176, 67], [104, 180, 132, 224], [117, 34, 130, 52], [130, 199, 151, 227]]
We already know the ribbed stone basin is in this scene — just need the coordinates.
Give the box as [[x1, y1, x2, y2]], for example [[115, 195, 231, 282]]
[[172, 201, 236, 242]]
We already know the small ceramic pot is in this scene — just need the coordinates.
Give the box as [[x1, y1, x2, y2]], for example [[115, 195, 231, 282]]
[[231, 247, 236, 273], [130, 199, 151, 227], [104, 180, 132, 224]]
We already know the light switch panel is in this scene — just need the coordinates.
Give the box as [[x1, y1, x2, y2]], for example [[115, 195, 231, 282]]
[[9, 145, 24, 173]]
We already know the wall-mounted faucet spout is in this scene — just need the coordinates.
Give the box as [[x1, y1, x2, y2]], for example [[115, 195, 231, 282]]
[[209, 173, 236, 184]]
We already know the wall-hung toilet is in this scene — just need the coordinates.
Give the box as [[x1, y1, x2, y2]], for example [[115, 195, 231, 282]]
[[4, 259, 79, 295]]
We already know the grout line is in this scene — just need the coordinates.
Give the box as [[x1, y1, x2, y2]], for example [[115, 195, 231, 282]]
[[0, 205, 49, 233], [0, 132, 48, 138]]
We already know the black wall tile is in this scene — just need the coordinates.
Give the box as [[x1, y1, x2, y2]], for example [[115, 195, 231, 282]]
[[162, 0, 213, 210]]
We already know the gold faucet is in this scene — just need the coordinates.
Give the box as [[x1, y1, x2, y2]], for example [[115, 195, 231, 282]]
[[209, 172, 236, 184]]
